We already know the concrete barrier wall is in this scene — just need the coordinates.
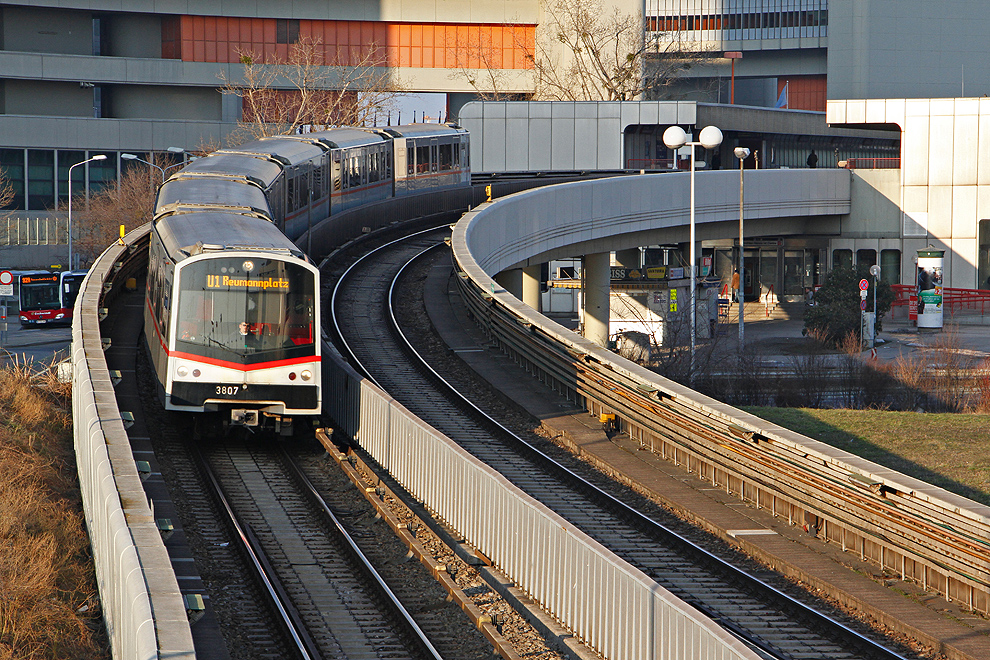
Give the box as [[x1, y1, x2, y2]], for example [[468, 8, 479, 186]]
[[72, 225, 195, 660]]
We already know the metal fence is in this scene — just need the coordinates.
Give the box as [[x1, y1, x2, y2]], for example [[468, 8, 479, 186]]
[[0, 216, 67, 245], [322, 345, 760, 660]]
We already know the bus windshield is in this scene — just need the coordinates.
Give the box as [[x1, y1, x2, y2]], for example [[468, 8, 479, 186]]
[[175, 257, 315, 363], [20, 276, 61, 311]]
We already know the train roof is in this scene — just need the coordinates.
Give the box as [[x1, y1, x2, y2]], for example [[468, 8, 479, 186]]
[[379, 123, 468, 139], [224, 136, 326, 166], [296, 128, 388, 150], [175, 153, 283, 187], [156, 176, 270, 218], [155, 212, 304, 261]]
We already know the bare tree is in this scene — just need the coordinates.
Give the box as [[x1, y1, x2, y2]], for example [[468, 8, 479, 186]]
[[72, 154, 178, 265], [0, 168, 14, 213], [446, 27, 531, 101], [526, 0, 716, 101], [219, 36, 404, 144]]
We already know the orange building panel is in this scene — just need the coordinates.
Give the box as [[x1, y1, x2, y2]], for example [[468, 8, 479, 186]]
[[164, 14, 535, 69], [777, 76, 826, 112]]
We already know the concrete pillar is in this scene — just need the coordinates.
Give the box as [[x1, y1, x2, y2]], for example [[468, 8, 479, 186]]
[[583, 252, 611, 347], [522, 264, 541, 310], [494, 268, 524, 300], [614, 248, 642, 269]]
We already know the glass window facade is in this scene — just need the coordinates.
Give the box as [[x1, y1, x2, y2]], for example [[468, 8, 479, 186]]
[[27, 150, 55, 210], [0, 149, 128, 211], [0, 149, 25, 209], [833, 249, 852, 270], [647, 0, 828, 43]]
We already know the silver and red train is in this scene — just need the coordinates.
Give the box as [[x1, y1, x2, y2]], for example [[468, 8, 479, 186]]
[[144, 123, 470, 435]]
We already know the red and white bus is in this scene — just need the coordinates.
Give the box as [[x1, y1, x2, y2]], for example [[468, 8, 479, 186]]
[[18, 270, 87, 326]]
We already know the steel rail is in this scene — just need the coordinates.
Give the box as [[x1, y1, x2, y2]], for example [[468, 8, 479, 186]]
[[191, 445, 320, 660], [386, 243, 912, 660], [452, 251, 990, 616], [329, 233, 911, 660], [279, 447, 445, 660]]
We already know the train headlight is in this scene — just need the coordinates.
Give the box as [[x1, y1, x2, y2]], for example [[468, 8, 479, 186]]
[[288, 372, 297, 381], [176, 366, 189, 377], [300, 370, 312, 381], [55, 313, 64, 319], [192, 369, 201, 378], [19, 315, 26, 321]]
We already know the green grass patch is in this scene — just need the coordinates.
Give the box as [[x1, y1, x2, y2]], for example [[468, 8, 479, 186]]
[[743, 407, 990, 507]]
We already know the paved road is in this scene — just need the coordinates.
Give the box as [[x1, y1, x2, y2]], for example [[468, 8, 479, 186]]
[[0, 320, 71, 371]]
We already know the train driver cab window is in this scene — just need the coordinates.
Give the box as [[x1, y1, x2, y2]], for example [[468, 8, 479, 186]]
[[176, 258, 316, 361]]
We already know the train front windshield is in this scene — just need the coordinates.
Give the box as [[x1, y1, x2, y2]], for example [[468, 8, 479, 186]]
[[175, 257, 315, 363]]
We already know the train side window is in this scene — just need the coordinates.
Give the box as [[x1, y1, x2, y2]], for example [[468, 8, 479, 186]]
[[453, 140, 460, 168], [287, 176, 296, 211], [311, 165, 322, 199], [298, 172, 309, 206], [407, 148, 414, 176], [439, 144, 452, 171], [431, 144, 439, 172]]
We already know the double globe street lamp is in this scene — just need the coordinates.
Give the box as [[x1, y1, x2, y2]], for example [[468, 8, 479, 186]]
[[662, 125, 723, 380], [122, 147, 186, 183]]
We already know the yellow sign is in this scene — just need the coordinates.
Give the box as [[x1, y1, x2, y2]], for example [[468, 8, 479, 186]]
[[206, 275, 289, 290], [669, 288, 677, 312], [485, 184, 492, 202], [646, 266, 666, 279]]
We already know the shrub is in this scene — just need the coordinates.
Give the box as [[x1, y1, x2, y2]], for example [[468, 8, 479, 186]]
[[803, 266, 895, 348]]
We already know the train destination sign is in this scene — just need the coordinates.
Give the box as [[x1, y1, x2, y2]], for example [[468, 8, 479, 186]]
[[206, 275, 289, 290]]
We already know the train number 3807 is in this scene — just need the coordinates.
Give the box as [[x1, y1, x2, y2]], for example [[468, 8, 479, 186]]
[[216, 386, 240, 396]]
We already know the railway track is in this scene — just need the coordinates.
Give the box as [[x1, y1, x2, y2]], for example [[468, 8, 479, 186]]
[[191, 439, 443, 660], [327, 228, 918, 660]]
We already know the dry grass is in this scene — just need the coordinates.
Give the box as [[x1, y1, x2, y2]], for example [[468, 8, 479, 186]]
[[0, 362, 105, 659], [746, 406, 990, 506]]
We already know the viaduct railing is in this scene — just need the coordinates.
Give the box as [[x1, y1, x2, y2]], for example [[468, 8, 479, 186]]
[[451, 172, 990, 624]]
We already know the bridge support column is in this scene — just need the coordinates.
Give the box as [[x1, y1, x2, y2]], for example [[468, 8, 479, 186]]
[[582, 252, 610, 347], [614, 248, 642, 269], [522, 265, 541, 310], [495, 269, 524, 300]]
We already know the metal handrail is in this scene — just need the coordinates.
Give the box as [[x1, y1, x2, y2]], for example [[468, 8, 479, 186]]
[[891, 283, 990, 315]]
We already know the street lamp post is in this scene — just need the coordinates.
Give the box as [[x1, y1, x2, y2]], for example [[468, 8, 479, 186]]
[[68, 154, 107, 270], [734, 146, 750, 351], [663, 125, 723, 382], [122, 153, 166, 183]]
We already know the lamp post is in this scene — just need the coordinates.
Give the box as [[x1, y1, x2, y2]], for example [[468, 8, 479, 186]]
[[68, 154, 107, 270], [122, 153, 165, 183], [663, 125, 723, 381], [163, 146, 186, 176], [734, 146, 750, 351]]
